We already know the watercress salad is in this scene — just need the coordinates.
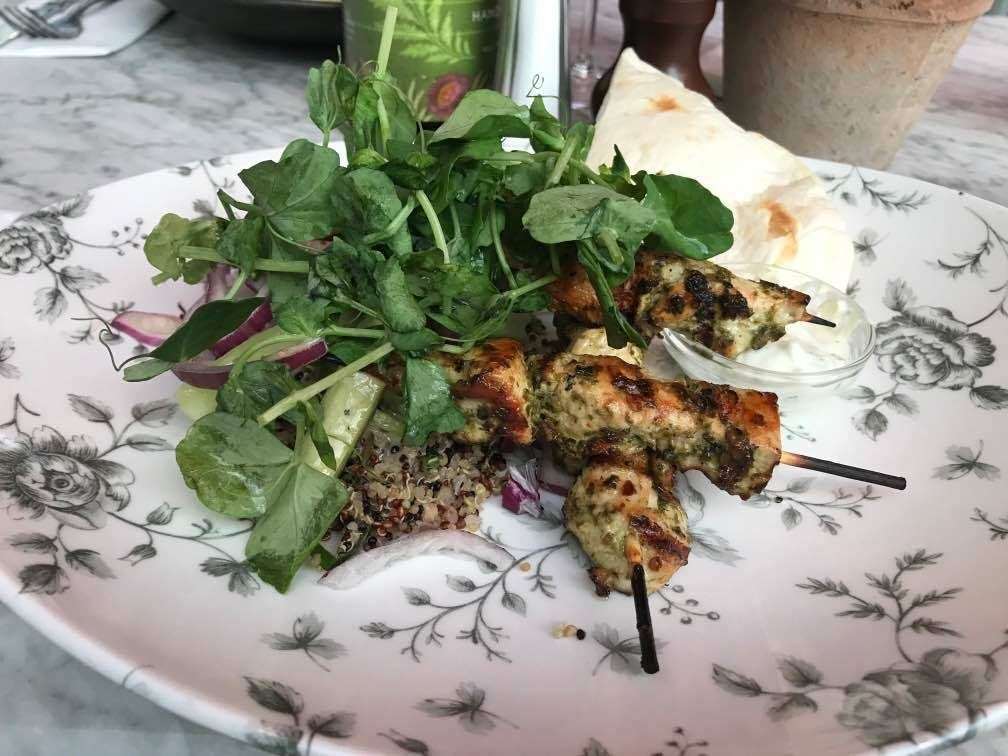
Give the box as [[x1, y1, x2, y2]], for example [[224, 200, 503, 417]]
[[121, 8, 734, 593]]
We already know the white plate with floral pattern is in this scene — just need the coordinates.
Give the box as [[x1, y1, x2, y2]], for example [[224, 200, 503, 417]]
[[1, 148, 1006, 756]]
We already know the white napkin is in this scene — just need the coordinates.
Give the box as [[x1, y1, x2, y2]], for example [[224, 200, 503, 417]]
[[0, 0, 168, 58], [0, 210, 20, 229]]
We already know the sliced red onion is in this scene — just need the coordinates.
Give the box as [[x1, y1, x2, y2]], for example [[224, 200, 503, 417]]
[[205, 264, 233, 302], [171, 353, 232, 389], [537, 477, 571, 497], [172, 337, 326, 390], [502, 454, 544, 517], [110, 311, 184, 346], [209, 300, 273, 357], [273, 337, 327, 370], [319, 530, 514, 590]]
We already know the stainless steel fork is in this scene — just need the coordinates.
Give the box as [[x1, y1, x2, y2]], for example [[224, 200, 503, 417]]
[[0, 5, 59, 37], [0, 0, 110, 47]]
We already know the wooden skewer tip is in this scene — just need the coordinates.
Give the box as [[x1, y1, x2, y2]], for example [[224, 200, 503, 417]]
[[806, 314, 837, 328], [781, 451, 906, 491], [631, 563, 660, 675]]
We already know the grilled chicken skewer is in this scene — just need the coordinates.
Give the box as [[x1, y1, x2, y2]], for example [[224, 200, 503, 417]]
[[431, 338, 904, 596], [435, 338, 904, 498], [549, 251, 831, 358], [437, 338, 780, 499]]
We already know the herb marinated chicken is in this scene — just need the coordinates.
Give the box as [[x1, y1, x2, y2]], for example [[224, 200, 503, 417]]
[[432, 338, 781, 499], [549, 251, 819, 358]]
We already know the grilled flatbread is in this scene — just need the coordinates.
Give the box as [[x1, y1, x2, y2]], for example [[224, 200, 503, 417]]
[[589, 49, 854, 292]]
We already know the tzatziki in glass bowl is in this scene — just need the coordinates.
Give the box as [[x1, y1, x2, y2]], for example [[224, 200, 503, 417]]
[[662, 262, 875, 406]]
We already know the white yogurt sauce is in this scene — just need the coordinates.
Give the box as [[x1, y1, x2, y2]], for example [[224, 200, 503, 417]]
[[735, 296, 854, 373]]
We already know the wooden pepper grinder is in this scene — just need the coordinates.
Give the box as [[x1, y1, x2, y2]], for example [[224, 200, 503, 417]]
[[592, 0, 717, 115]]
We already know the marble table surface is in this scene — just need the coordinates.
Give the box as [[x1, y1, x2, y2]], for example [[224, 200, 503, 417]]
[[0, 7, 1007, 756]]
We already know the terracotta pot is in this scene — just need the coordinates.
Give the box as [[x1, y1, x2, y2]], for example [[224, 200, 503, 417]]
[[723, 0, 993, 168]]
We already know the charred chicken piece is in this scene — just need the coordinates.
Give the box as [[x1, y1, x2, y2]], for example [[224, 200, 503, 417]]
[[548, 251, 816, 358], [434, 338, 535, 446], [535, 350, 781, 499], [566, 461, 690, 596]]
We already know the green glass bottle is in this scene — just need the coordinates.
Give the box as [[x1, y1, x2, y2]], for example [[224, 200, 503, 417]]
[[342, 0, 499, 123]]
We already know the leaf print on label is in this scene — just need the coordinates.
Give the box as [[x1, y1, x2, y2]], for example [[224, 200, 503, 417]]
[[262, 613, 346, 671], [416, 682, 517, 734], [933, 442, 1000, 481]]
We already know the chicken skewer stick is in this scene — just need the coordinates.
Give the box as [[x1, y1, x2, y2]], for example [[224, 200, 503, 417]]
[[632, 564, 660, 675], [549, 251, 834, 358]]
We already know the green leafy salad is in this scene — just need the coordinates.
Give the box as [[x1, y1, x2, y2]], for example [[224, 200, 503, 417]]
[[119, 8, 735, 593]]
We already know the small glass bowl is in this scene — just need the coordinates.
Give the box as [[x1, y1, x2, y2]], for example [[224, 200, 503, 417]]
[[662, 262, 875, 407]]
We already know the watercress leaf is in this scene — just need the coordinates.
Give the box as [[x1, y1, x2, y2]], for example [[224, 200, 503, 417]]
[[307, 60, 360, 140], [511, 270, 551, 313], [522, 185, 655, 249], [142, 298, 266, 366], [642, 174, 734, 259], [389, 327, 442, 354], [306, 59, 342, 138], [217, 360, 303, 423], [328, 338, 374, 365], [429, 90, 531, 143], [331, 168, 412, 256], [348, 147, 388, 170], [503, 160, 548, 197], [239, 139, 342, 242], [528, 96, 565, 151], [175, 412, 294, 518], [380, 143, 438, 190], [302, 400, 338, 471], [402, 357, 466, 446], [577, 244, 646, 350], [428, 139, 508, 208], [217, 215, 265, 277], [144, 214, 220, 281], [122, 357, 173, 382], [275, 296, 328, 337], [317, 238, 383, 311], [245, 463, 348, 593], [596, 145, 646, 199], [376, 258, 426, 333], [345, 79, 416, 155], [568, 121, 595, 161], [266, 234, 313, 308]]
